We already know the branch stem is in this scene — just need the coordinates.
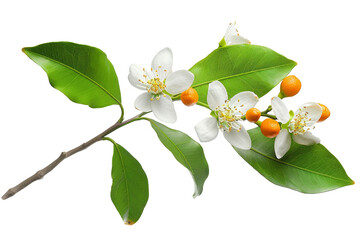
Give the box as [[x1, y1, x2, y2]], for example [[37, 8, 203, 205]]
[[262, 105, 272, 114], [2, 112, 148, 200], [261, 113, 277, 120]]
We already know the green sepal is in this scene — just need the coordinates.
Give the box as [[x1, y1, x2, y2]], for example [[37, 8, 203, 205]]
[[281, 110, 294, 130], [218, 37, 226, 47]]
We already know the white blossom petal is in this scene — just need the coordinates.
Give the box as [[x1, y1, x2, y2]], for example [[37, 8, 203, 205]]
[[194, 117, 219, 142], [165, 70, 194, 95], [295, 102, 322, 127], [271, 96, 290, 123], [207, 81, 228, 110], [274, 129, 291, 159], [226, 35, 251, 45], [150, 95, 176, 123], [151, 47, 173, 74], [230, 91, 259, 115], [224, 22, 250, 45], [134, 92, 152, 112], [223, 124, 251, 150], [128, 64, 149, 90], [292, 132, 320, 145]]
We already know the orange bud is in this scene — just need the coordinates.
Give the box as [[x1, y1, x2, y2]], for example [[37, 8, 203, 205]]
[[180, 88, 199, 106]]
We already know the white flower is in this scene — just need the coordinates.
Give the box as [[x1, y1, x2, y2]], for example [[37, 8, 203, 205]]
[[222, 21, 251, 46], [128, 48, 194, 123], [271, 96, 322, 159], [195, 81, 258, 150]]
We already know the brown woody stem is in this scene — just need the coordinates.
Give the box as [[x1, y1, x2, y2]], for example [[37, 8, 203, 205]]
[[2, 112, 147, 200]]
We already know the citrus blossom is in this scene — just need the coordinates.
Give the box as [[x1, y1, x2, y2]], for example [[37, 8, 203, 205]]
[[195, 81, 258, 150], [219, 22, 250, 47], [128, 48, 194, 123], [271, 96, 322, 158]]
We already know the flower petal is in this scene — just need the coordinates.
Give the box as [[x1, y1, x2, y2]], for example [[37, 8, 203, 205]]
[[292, 131, 320, 145], [226, 35, 251, 45], [151, 47, 173, 74], [207, 81, 228, 110], [271, 96, 290, 123], [165, 70, 194, 95], [128, 64, 149, 90], [223, 124, 251, 150], [230, 91, 259, 115], [274, 129, 291, 159], [295, 102, 322, 127], [134, 92, 152, 112], [150, 95, 176, 123], [194, 117, 219, 142], [224, 22, 250, 45]]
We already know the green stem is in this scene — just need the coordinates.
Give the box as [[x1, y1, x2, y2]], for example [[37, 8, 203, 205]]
[[255, 121, 262, 127], [119, 103, 125, 123], [196, 101, 210, 109], [262, 105, 272, 114], [278, 92, 286, 99], [103, 136, 116, 145], [261, 113, 277, 120]]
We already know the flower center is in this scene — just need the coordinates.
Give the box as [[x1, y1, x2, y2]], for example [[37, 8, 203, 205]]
[[288, 108, 313, 135], [138, 67, 167, 96], [216, 100, 243, 132], [147, 77, 166, 95]]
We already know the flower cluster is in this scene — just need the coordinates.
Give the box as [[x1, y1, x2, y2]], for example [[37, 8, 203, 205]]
[[128, 22, 330, 159]]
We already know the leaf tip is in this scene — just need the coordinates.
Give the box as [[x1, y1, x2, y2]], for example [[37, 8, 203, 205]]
[[192, 187, 203, 198], [124, 220, 136, 225]]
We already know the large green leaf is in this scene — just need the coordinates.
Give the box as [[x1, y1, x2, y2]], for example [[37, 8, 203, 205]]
[[107, 139, 149, 225], [235, 128, 354, 193], [23, 42, 121, 108], [187, 45, 296, 105], [147, 119, 209, 197]]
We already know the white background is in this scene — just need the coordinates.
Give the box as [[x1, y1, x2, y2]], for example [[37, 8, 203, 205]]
[[1, 0, 359, 239]]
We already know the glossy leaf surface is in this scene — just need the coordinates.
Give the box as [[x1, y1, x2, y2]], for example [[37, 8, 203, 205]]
[[189, 45, 296, 105], [23, 42, 121, 108], [109, 140, 149, 225], [148, 119, 209, 197], [235, 127, 354, 193]]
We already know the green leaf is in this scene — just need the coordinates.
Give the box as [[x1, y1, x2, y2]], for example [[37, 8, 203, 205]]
[[106, 138, 149, 225], [23, 42, 121, 108], [188, 44, 296, 105], [147, 119, 209, 197], [235, 128, 354, 193]]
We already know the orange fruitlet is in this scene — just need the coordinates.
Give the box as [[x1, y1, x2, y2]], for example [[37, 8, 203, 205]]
[[318, 103, 330, 122], [246, 108, 261, 123], [261, 118, 280, 138], [180, 87, 198, 106], [280, 75, 302, 97]]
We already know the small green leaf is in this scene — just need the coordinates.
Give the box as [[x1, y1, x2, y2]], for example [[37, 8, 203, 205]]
[[188, 44, 296, 105], [23, 42, 121, 108], [147, 119, 209, 197], [106, 139, 149, 225], [235, 128, 354, 193]]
